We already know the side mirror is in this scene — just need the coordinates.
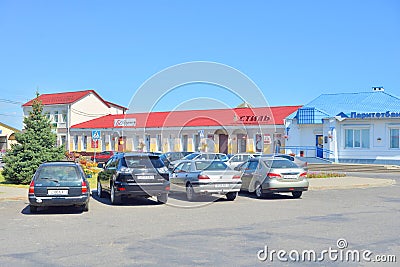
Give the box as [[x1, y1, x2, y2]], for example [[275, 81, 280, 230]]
[[97, 163, 104, 169], [234, 166, 240, 171]]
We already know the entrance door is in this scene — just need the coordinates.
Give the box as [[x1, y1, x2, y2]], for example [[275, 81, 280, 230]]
[[118, 136, 127, 152], [237, 134, 247, 153], [219, 134, 228, 154], [316, 135, 323, 158]]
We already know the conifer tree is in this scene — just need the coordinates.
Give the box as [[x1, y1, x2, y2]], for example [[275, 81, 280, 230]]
[[2, 92, 65, 184]]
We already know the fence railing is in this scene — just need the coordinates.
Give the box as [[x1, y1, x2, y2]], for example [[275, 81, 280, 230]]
[[281, 146, 335, 159]]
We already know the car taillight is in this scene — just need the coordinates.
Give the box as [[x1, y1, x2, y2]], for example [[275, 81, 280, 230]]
[[198, 174, 210, 180], [81, 181, 88, 194], [267, 173, 282, 178], [300, 172, 307, 177], [29, 180, 35, 195], [232, 175, 241, 179]]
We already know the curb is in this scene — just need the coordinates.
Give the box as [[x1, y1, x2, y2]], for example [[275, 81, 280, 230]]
[[308, 177, 396, 191]]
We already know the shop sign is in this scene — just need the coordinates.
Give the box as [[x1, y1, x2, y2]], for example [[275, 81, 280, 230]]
[[91, 140, 99, 148], [350, 111, 400, 119], [114, 118, 136, 127], [234, 115, 271, 122], [263, 134, 271, 145]]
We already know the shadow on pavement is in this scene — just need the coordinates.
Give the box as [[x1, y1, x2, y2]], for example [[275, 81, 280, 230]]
[[21, 205, 85, 215], [91, 189, 163, 206], [238, 191, 301, 200]]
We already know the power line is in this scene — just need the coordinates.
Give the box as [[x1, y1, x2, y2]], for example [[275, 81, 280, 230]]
[[0, 99, 23, 105]]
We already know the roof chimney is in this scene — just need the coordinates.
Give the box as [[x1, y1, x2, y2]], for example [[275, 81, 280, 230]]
[[372, 86, 384, 92]]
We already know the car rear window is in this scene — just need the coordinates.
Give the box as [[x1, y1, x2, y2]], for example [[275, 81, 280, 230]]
[[263, 159, 298, 168], [36, 165, 81, 181], [195, 161, 228, 171], [183, 153, 200, 160], [124, 156, 164, 168]]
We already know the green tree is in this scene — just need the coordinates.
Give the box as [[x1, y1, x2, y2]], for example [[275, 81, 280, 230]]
[[2, 92, 65, 184]]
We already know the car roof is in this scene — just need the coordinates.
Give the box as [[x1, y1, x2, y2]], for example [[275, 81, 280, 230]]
[[40, 161, 78, 166], [120, 152, 160, 157]]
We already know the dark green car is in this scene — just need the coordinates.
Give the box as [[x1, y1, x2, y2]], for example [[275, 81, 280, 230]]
[[28, 161, 90, 213]]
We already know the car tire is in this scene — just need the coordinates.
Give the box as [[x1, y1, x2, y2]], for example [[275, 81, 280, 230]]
[[110, 184, 122, 205], [292, 191, 303, 198], [255, 183, 264, 199], [157, 193, 168, 204], [29, 205, 37, 213], [81, 202, 89, 212], [226, 192, 237, 201], [97, 181, 104, 198], [186, 183, 197, 201]]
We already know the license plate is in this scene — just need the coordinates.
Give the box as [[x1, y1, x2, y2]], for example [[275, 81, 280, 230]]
[[48, 189, 68, 195], [137, 175, 154, 180], [283, 175, 298, 179], [215, 184, 230, 188]]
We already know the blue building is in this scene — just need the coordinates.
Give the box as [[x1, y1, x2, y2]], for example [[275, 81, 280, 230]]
[[284, 88, 400, 164]]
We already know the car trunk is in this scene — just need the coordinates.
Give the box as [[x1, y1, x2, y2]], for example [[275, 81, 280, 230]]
[[33, 179, 83, 197], [200, 170, 240, 183]]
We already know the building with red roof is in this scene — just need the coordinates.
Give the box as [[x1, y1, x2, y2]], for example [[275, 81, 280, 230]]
[[69, 105, 301, 154], [22, 90, 127, 149]]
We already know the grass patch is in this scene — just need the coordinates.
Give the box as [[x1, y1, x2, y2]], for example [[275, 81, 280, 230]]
[[307, 172, 346, 178], [0, 170, 97, 189], [0, 170, 29, 188]]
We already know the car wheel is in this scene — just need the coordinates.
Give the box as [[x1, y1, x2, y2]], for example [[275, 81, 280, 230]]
[[292, 191, 303, 198], [255, 183, 264, 199], [186, 183, 197, 201], [81, 202, 89, 212], [226, 192, 237, 201], [29, 205, 37, 213], [110, 185, 121, 205], [157, 193, 168, 204], [97, 181, 104, 198]]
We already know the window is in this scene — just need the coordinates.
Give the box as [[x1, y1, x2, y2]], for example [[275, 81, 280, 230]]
[[54, 111, 59, 123], [74, 136, 79, 151], [82, 135, 87, 150], [345, 129, 370, 148], [390, 128, 400, 148], [156, 134, 162, 152]]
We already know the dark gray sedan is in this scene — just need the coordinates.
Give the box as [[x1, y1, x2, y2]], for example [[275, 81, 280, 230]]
[[28, 161, 90, 213], [170, 160, 242, 201]]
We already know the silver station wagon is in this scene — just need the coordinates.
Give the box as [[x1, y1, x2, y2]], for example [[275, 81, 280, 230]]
[[170, 160, 242, 201], [236, 157, 309, 198]]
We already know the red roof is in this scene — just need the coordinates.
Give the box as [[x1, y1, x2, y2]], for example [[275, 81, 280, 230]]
[[22, 90, 127, 110], [71, 106, 301, 129]]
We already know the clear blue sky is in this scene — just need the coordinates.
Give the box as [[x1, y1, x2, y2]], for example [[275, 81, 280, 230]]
[[1, 0, 399, 129]]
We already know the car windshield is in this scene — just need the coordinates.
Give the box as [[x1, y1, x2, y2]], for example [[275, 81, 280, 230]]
[[124, 156, 164, 168], [195, 161, 229, 171], [37, 165, 80, 181], [100, 151, 111, 155], [263, 159, 299, 169], [183, 153, 200, 160]]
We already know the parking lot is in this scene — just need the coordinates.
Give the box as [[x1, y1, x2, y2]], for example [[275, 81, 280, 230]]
[[0, 175, 399, 267]]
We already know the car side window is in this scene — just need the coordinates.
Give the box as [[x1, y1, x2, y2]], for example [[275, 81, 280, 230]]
[[237, 162, 249, 171], [174, 163, 185, 172], [182, 162, 192, 172], [105, 157, 114, 169], [247, 161, 258, 171]]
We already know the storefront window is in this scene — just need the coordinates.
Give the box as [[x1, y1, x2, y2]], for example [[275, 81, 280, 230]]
[[74, 136, 79, 151], [390, 129, 400, 148], [345, 128, 369, 148], [82, 135, 87, 150]]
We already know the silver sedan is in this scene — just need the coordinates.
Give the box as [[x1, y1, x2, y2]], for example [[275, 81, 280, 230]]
[[170, 160, 242, 201], [238, 157, 309, 199]]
